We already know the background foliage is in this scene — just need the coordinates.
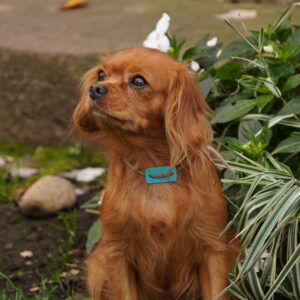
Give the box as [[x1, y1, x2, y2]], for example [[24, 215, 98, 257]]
[[167, 3, 300, 299]]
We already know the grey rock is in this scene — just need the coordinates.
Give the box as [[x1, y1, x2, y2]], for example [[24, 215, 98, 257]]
[[19, 176, 76, 216]]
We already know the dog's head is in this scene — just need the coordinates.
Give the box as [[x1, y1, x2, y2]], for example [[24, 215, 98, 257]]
[[73, 48, 212, 165]]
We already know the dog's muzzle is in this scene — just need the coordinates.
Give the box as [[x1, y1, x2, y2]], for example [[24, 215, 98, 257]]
[[89, 84, 108, 101]]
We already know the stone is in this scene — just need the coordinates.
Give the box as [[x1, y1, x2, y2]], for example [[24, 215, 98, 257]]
[[19, 176, 76, 216]]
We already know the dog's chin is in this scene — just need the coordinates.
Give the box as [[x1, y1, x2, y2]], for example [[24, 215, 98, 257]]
[[89, 105, 137, 132]]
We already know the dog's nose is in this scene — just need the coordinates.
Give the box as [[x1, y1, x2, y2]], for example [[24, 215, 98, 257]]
[[89, 84, 108, 101]]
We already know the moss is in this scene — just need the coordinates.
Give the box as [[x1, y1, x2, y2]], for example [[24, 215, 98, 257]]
[[33, 144, 107, 175], [0, 142, 107, 203]]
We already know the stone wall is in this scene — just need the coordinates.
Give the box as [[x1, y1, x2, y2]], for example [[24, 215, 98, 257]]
[[0, 48, 97, 146]]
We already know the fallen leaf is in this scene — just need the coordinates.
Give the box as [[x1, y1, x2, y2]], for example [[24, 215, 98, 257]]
[[20, 250, 33, 258], [11, 167, 38, 178], [60, 272, 68, 278], [63, 167, 106, 182], [61, 0, 87, 10], [29, 286, 40, 292], [70, 269, 80, 275]]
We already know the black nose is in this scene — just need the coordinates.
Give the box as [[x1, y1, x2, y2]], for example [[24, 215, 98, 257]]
[[89, 84, 108, 101]]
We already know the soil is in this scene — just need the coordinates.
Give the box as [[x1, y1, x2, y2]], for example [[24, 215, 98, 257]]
[[0, 190, 100, 298]]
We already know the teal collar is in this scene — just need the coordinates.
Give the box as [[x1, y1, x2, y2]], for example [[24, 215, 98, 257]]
[[145, 166, 177, 184], [124, 160, 177, 184]]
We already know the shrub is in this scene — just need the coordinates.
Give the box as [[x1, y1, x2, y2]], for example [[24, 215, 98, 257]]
[[167, 3, 300, 299]]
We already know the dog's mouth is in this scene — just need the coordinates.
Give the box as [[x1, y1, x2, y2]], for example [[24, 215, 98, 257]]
[[90, 106, 129, 124]]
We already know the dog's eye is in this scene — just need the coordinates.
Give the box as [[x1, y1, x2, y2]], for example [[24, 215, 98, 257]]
[[98, 70, 105, 81], [130, 75, 148, 88]]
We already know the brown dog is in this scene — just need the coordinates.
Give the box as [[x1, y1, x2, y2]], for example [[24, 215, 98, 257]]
[[73, 48, 239, 300]]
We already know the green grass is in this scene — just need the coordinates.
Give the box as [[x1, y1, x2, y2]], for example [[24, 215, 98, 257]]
[[0, 142, 107, 203]]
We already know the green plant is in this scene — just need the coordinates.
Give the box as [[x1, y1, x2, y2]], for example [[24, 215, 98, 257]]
[[169, 3, 300, 166], [167, 4, 300, 299], [80, 195, 102, 253], [187, 4, 299, 299], [220, 150, 300, 299]]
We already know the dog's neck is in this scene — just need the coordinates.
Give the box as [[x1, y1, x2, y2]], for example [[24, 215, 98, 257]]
[[103, 130, 171, 170]]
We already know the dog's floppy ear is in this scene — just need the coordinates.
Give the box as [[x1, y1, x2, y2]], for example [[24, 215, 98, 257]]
[[72, 67, 101, 139], [72, 99, 100, 138], [165, 69, 213, 166]]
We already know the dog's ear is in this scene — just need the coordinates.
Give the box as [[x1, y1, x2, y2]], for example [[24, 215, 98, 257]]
[[72, 99, 100, 139], [72, 67, 101, 139], [165, 69, 212, 166]]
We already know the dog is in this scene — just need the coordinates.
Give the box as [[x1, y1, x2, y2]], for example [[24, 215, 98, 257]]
[[73, 48, 239, 300]]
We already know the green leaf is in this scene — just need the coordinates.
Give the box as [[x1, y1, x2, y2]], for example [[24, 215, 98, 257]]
[[86, 219, 102, 253], [238, 120, 262, 143], [182, 47, 197, 61], [218, 137, 243, 151], [269, 63, 295, 81], [224, 19, 258, 53], [264, 243, 300, 300], [282, 74, 300, 93], [199, 77, 215, 98], [182, 34, 209, 60], [264, 78, 281, 98], [271, 3, 299, 34], [216, 61, 243, 80], [80, 195, 99, 209], [272, 133, 300, 154], [212, 100, 257, 124], [219, 40, 255, 60], [289, 28, 300, 48], [277, 97, 300, 116], [238, 182, 298, 276], [256, 95, 274, 112]]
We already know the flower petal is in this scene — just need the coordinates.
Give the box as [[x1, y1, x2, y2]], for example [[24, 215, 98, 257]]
[[207, 37, 218, 47], [190, 61, 201, 72], [263, 45, 273, 53], [158, 35, 170, 52], [155, 13, 170, 36], [143, 30, 160, 49], [261, 250, 270, 259]]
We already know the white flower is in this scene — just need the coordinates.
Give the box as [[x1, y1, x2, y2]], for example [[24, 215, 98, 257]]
[[254, 250, 270, 273], [143, 13, 170, 52], [217, 49, 223, 58], [190, 61, 200, 72], [207, 37, 218, 47], [263, 45, 274, 53]]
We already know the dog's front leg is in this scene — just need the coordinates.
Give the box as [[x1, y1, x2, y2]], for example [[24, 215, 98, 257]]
[[105, 246, 139, 300], [199, 250, 230, 300], [86, 242, 138, 300]]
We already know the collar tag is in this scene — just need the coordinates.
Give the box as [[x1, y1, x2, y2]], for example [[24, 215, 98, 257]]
[[145, 166, 177, 184]]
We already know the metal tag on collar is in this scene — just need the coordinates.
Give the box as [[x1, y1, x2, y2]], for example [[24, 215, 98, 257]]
[[145, 166, 177, 184]]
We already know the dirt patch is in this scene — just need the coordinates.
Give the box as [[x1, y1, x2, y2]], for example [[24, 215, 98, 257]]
[[0, 190, 100, 298]]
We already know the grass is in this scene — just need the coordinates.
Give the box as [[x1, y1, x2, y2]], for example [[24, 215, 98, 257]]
[[0, 141, 107, 203], [0, 142, 104, 297]]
